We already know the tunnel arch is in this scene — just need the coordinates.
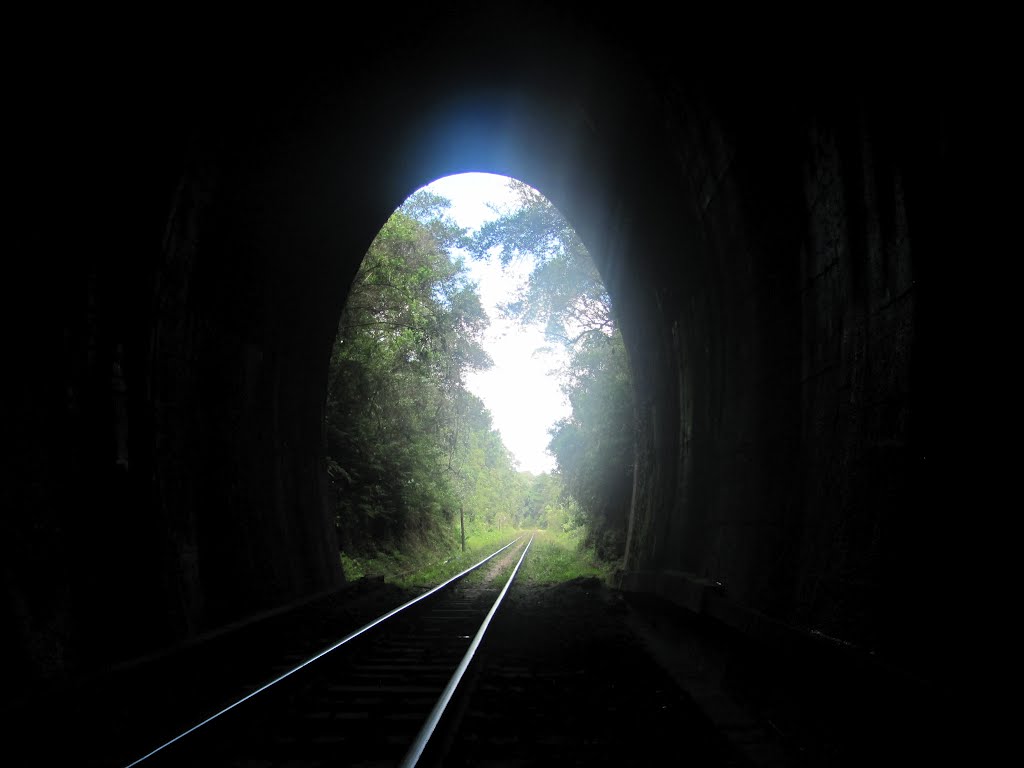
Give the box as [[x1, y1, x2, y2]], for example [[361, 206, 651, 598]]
[[170, 71, 831, 648], [6, 14, 959, 707], [150, 75, 677, 632], [296, 98, 705, 566]]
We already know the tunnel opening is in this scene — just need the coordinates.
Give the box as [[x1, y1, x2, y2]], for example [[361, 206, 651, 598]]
[[328, 172, 635, 586]]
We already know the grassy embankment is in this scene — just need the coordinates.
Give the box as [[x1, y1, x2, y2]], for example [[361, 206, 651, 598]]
[[341, 527, 613, 588], [514, 528, 610, 584]]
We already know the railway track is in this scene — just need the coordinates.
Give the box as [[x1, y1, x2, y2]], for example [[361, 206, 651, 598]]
[[120, 534, 534, 767]]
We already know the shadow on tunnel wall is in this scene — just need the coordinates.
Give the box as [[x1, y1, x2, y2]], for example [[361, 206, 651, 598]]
[[4, 11, 970, 748]]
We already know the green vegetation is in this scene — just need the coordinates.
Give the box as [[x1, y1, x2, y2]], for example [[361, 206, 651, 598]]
[[516, 529, 611, 584], [340, 527, 522, 588], [328, 180, 633, 586], [341, 528, 610, 589], [327, 192, 528, 560], [470, 180, 633, 561]]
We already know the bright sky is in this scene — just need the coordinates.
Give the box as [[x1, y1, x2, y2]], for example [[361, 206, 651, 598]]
[[419, 173, 570, 475]]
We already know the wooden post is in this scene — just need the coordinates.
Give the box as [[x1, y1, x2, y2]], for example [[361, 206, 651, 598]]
[[460, 506, 465, 552]]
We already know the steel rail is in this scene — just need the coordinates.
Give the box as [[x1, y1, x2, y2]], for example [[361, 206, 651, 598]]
[[123, 534, 524, 767], [399, 532, 535, 768]]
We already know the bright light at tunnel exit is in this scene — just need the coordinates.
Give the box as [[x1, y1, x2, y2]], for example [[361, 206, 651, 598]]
[[418, 173, 571, 475]]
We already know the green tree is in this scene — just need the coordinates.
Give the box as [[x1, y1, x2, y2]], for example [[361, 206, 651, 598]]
[[471, 180, 633, 559], [547, 333, 632, 557], [328, 194, 485, 549], [327, 191, 528, 559], [518, 471, 573, 530]]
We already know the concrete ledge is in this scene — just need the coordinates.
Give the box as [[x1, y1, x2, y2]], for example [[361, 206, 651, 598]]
[[617, 569, 952, 766], [620, 568, 870, 657], [619, 569, 722, 617]]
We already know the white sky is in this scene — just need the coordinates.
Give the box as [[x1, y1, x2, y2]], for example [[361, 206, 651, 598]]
[[418, 173, 570, 475]]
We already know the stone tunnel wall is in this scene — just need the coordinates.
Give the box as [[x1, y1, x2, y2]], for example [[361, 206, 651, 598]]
[[4, 15, 962, 693], [615, 56, 956, 679]]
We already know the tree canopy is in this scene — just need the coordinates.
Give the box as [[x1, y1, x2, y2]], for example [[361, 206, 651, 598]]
[[327, 192, 537, 556], [326, 181, 632, 567], [470, 180, 634, 559]]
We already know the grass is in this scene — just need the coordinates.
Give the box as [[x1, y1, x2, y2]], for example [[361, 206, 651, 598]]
[[516, 528, 611, 584], [340, 526, 614, 589], [340, 527, 525, 589]]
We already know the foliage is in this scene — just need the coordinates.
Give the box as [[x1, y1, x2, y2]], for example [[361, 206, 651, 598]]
[[470, 180, 612, 347], [327, 179, 633, 579], [470, 180, 634, 560], [517, 471, 578, 532], [342, 528, 522, 589], [515, 529, 611, 584], [344, 528, 610, 589], [547, 331, 633, 559], [327, 192, 525, 560]]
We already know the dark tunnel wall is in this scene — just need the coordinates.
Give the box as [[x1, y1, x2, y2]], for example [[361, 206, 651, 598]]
[[618, 73, 939, 658], [5, 13, 966, 696]]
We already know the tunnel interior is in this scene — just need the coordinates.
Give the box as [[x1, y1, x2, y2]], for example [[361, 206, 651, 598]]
[[6, 11, 966, 750]]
